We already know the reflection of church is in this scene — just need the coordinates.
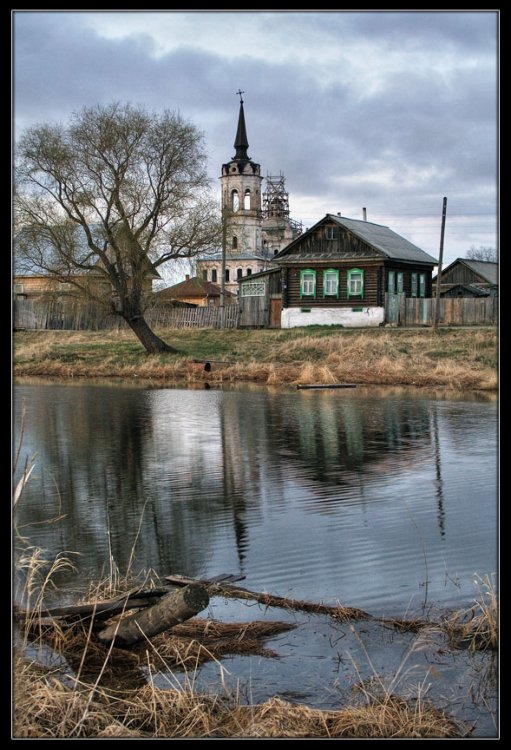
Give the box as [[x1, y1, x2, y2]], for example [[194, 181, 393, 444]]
[[195, 93, 302, 295]]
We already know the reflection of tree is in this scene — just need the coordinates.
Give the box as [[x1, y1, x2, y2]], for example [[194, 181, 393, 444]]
[[16, 383, 473, 589]]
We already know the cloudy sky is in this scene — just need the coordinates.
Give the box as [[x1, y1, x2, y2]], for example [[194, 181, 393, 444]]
[[13, 10, 498, 266]]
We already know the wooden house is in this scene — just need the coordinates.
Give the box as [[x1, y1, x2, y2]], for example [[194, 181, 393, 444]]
[[432, 258, 498, 298], [155, 275, 236, 308], [272, 214, 437, 328]]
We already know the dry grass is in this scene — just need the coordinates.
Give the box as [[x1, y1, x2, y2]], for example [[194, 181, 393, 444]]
[[13, 326, 497, 390], [13, 655, 465, 738], [442, 574, 498, 651]]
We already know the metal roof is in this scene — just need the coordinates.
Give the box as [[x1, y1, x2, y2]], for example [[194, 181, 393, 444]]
[[275, 214, 437, 265], [197, 251, 268, 262]]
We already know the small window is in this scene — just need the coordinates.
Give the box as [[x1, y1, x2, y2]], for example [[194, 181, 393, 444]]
[[237, 268, 243, 280], [232, 190, 239, 212], [300, 269, 316, 298], [211, 269, 217, 283], [241, 282, 265, 297], [202, 270, 208, 281], [232, 236, 238, 249], [396, 272, 404, 294], [247, 268, 252, 276], [323, 269, 339, 297], [388, 270, 395, 294], [225, 269, 230, 282], [325, 226, 334, 240], [411, 273, 418, 297], [244, 189, 251, 210], [347, 268, 364, 298], [419, 273, 426, 298]]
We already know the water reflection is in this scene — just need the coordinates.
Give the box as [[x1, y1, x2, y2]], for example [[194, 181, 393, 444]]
[[13, 383, 497, 614]]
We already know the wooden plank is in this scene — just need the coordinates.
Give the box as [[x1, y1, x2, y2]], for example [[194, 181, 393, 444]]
[[165, 573, 246, 587], [296, 383, 357, 390]]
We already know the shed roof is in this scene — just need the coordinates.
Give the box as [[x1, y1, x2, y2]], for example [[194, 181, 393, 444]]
[[156, 276, 235, 299], [436, 258, 498, 285]]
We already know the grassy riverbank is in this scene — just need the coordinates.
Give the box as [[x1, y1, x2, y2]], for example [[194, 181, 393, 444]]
[[14, 560, 496, 739], [14, 326, 497, 390]]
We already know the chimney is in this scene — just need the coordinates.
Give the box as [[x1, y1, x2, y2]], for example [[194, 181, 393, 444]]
[[185, 274, 190, 281], [337, 212, 341, 217], [362, 207, 367, 221]]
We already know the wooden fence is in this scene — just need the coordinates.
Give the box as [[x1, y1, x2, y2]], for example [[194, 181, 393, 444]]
[[13, 298, 240, 331], [384, 293, 498, 327]]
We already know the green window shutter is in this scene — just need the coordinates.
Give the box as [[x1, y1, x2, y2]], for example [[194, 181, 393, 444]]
[[323, 269, 339, 297], [397, 272, 404, 294], [300, 269, 316, 298], [388, 270, 395, 294], [347, 268, 364, 299], [411, 273, 418, 297], [419, 273, 426, 298]]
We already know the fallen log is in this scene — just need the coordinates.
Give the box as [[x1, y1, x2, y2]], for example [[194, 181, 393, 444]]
[[97, 583, 209, 647]]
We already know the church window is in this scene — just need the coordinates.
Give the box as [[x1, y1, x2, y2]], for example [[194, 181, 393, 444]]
[[247, 268, 252, 275], [225, 269, 230, 282], [244, 189, 251, 209], [232, 236, 238, 249], [211, 268, 217, 283], [232, 190, 239, 212], [237, 268, 243, 279]]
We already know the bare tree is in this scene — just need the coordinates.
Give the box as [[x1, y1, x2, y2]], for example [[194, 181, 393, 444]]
[[466, 245, 497, 263], [14, 102, 222, 353]]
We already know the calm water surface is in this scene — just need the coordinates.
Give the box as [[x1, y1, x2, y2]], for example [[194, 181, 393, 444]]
[[14, 382, 497, 617]]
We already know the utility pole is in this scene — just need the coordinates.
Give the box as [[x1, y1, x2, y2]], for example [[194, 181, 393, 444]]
[[433, 196, 448, 330], [220, 204, 226, 329]]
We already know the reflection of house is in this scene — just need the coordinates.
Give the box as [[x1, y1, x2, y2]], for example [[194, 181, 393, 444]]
[[268, 214, 437, 328], [155, 275, 236, 307], [195, 95, 301, 295], [432, 258, 498, 298]]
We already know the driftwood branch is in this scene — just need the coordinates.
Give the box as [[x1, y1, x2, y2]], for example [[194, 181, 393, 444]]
[[14, 587, 172, 623]]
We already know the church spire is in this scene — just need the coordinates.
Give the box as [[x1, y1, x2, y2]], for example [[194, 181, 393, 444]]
[[233, 89, 249, 161]]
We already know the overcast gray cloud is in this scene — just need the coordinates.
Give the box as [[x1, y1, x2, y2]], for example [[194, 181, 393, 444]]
[[13, 10, 498, 265]]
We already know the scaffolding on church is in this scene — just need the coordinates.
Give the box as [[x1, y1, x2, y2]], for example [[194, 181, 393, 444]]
[[262, 172, 302, 235]]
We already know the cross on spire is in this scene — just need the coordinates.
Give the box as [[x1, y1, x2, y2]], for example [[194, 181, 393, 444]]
[[236, 89, 245, 103]]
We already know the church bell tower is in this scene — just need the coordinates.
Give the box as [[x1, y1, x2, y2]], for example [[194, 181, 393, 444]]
[[220, 91, 263, 256]]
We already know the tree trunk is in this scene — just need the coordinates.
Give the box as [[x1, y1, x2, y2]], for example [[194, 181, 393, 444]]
[[124, 314, 179, 354], [97, 583, 209, 647]]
